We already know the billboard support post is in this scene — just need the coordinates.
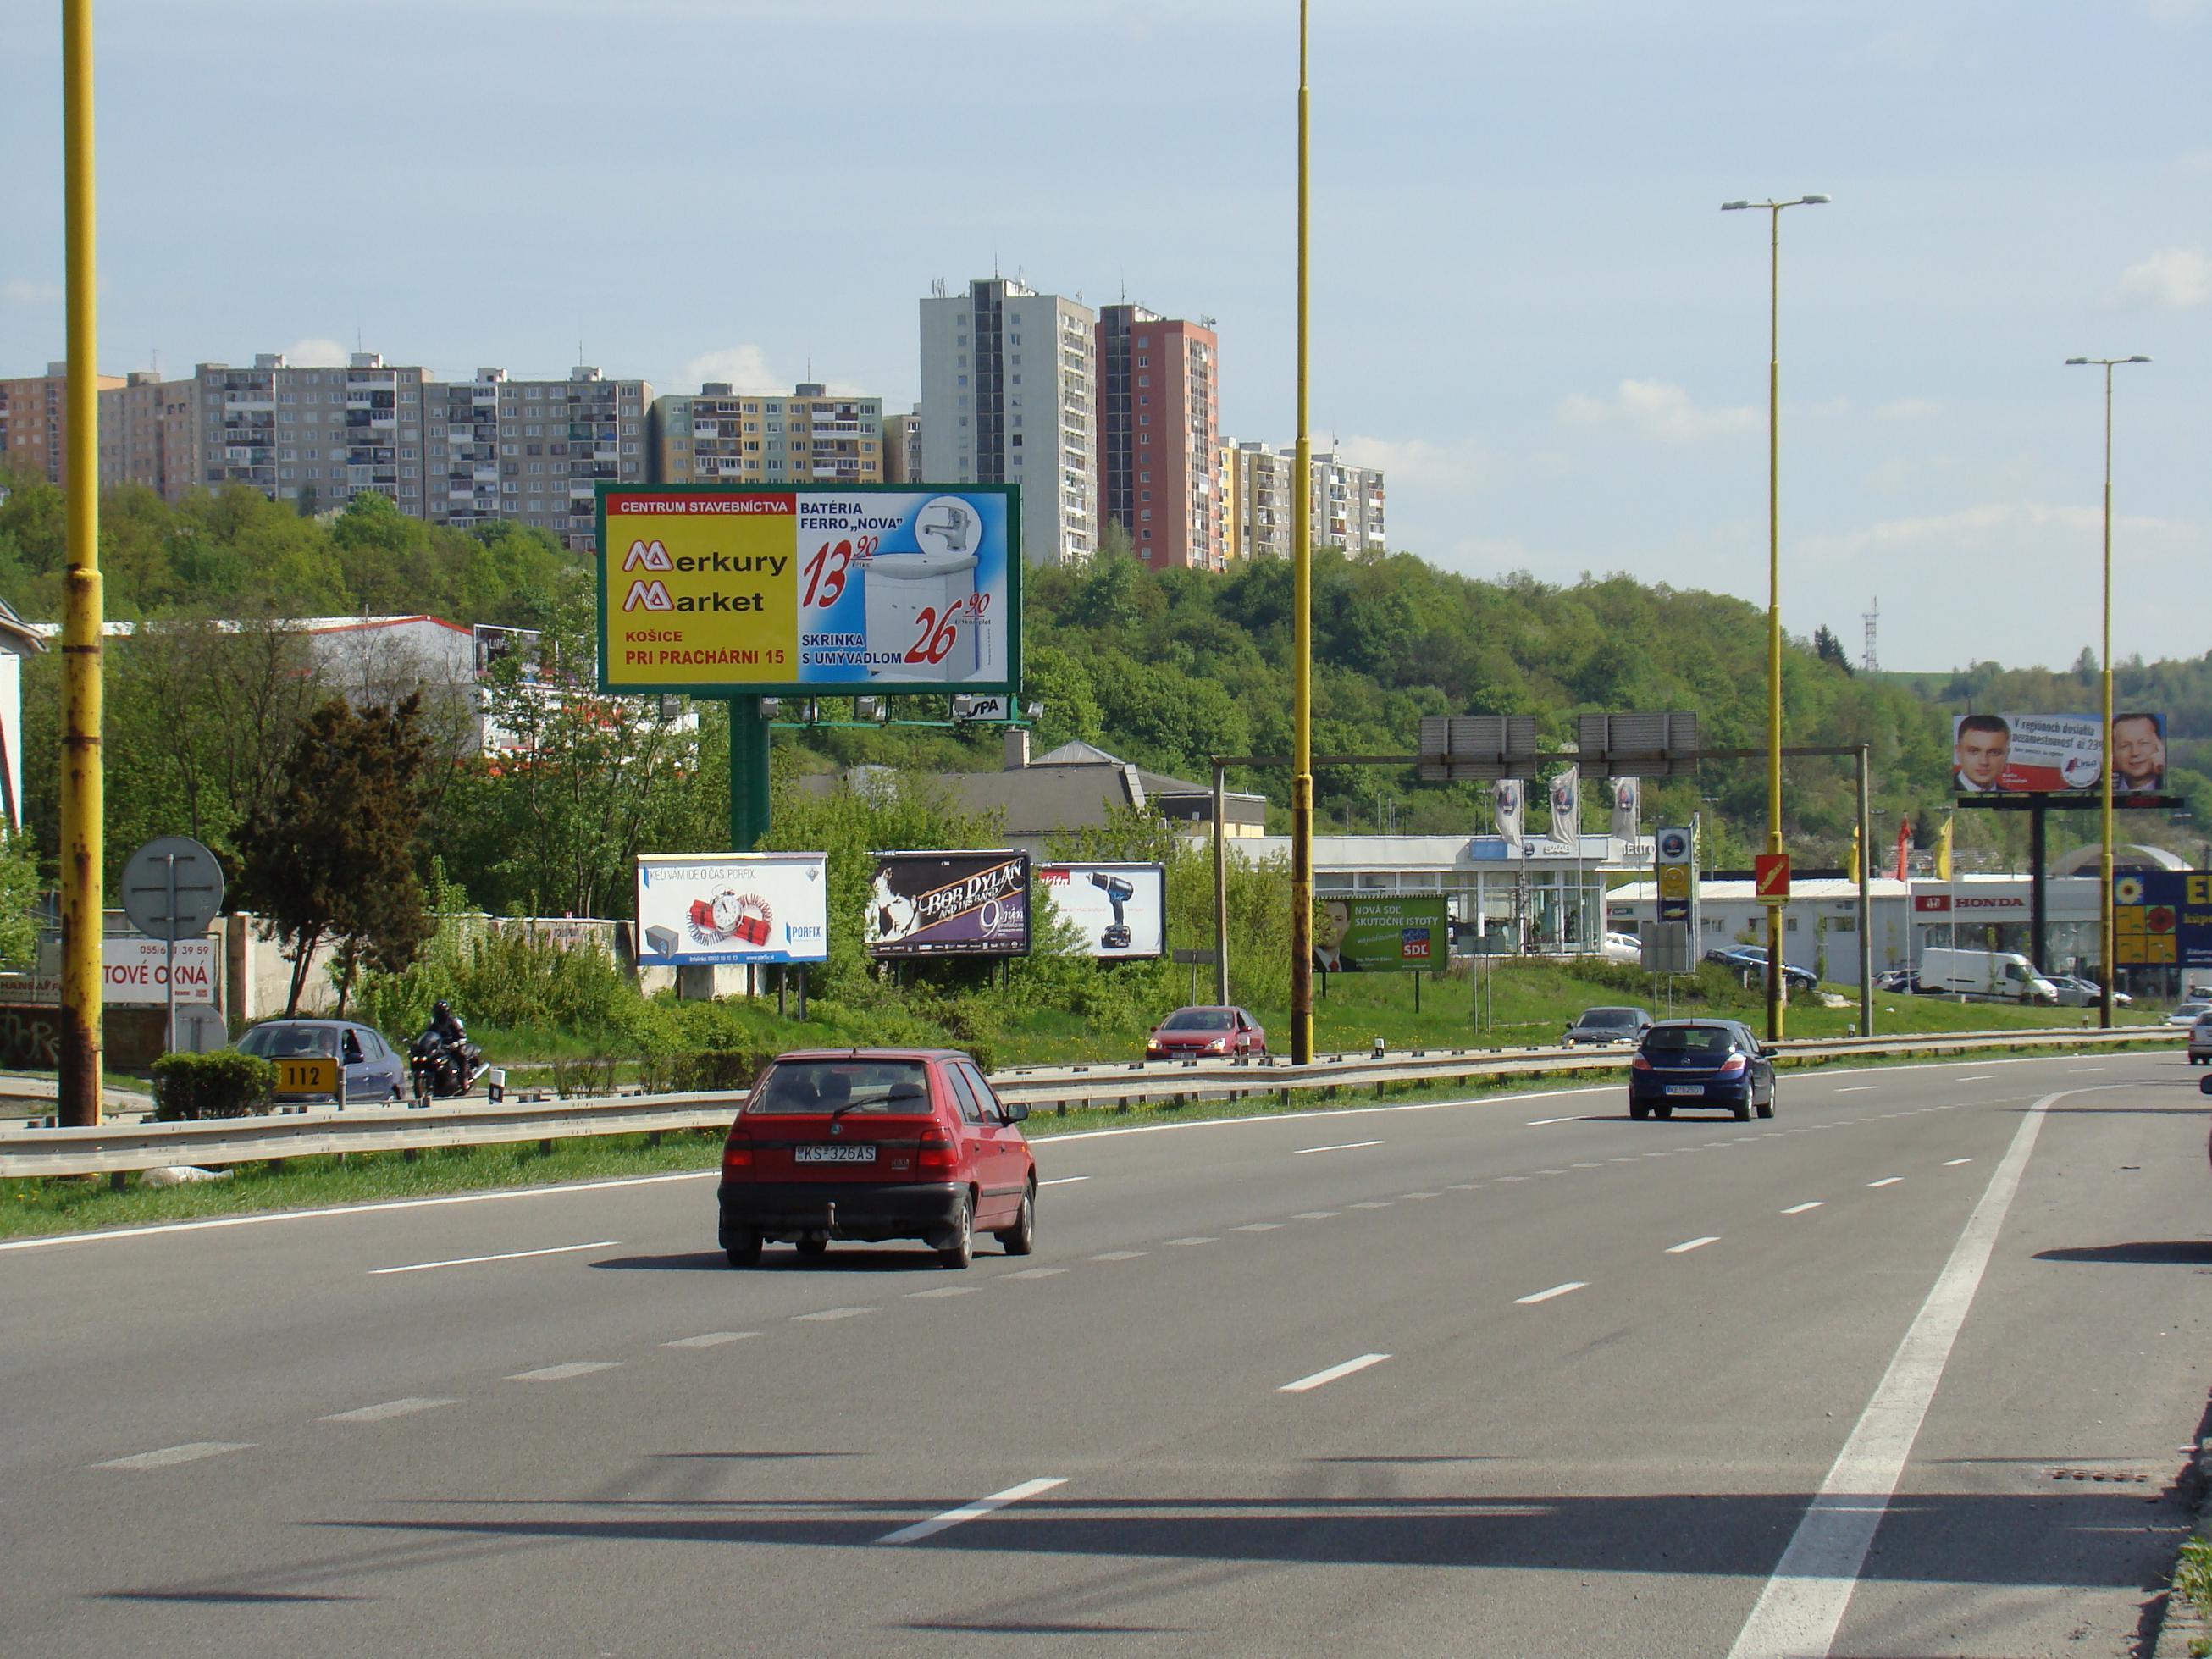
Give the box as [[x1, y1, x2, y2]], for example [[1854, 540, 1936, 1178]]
[[1212, 757, 1230, 1004], [2030, 802, 2049, 975], [1855, 746, 1872, 1036], [729, 695, 770, 852]]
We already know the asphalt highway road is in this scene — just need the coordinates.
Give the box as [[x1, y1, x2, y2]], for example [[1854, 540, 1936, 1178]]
[[5, 1050, 2210, 1657]]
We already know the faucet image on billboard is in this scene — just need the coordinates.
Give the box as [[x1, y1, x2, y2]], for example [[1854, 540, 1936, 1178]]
[[921, 506, 971, 553], [1090, 871, 1135, 950]]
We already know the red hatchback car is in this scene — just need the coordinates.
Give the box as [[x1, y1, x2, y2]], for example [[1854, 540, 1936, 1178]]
[[1145, 1005, 1268, 1060], [718, 1049, 1036, 1269]]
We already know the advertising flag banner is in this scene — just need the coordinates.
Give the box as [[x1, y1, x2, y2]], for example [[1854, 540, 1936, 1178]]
[[1893, 820, 1912, 881], [1547, 766, 1581, 846], [1035, 862, 1166, 959], [1950, 711, 2168, 797], [597, 484, 1019, 696], [635, 854, 830, 966], [1492, 779, 1525, 849], [866, 850, 1030, 958], [1314, 895, 1450, 972], [1610, 777, 1640, 841], [1935, 815, 1955, 882]]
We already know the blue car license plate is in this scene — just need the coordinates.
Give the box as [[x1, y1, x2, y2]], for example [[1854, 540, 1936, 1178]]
[[1665, 1083, 1704, 1097]]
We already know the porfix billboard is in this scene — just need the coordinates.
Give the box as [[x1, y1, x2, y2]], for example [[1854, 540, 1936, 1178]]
[[1035, 862, 1166, 959], [635, 853, 829, 967], [1314, 894, 1449, 971], [596, 484, 1019, 697], [1951, 711, 2168, 796], [865, 850, 1031, 959]]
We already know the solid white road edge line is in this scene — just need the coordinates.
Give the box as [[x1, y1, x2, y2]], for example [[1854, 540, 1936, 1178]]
[[1280, 1353, 1393, 1393], [1292, 1139, 1385, 1155], [1723, 1087, 2066, 1659], [369, 1239, 618, 1275], [877, 1477, 1067, 1545]]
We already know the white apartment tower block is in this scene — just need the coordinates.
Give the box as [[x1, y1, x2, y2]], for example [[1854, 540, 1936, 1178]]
[[919, 277, 1096, 565]]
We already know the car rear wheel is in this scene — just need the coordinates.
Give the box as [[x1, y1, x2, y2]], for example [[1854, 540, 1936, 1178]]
[[937, 1192, 975, 1269], [1654, 1103, 1673, 1120], [1756, 1094, 1774, 1119], [1629, 1100, 1649, 1121], [996, 1184, 1036, 1255], [1732, 1098, 1752, 1121], [725, 1230, 762, 1268]]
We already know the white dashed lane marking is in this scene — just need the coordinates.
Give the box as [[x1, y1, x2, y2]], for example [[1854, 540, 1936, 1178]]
[[507, 1362, 620, 1382], [664, 1331, 760, 1347], [908, 1286, 979, 1298], [1293, 1140, 1385, 1156], [369, 1240, 618, 1275], [1868, 1177, 1903, 1189], [794, 1308, 874, 1322], [1667, 1237, 1720, 1255], [1002, 1267, 1066, 1280], [1280, 1353, 1393, 1393], [1091, 1250, 1147, 1262], [321, 1397, 456, 1423], [1943, 1158, 1973, 1167], [877, 1477, 1068, 1546], [92, 1441, 252, 1471], [1515, 1282, 1588, 1306], [1783, 1203, 1824, 1215], [1232, 1222, 1285, 1232], [1038, 1176, 1089, 1187]]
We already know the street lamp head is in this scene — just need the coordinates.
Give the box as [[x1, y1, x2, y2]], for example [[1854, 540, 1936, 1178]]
[[1798, 193, 1833, 205], [2065, 357, 2090, 366], [1720, 200, 1751, 211], [2126, 355, 2152, 363]]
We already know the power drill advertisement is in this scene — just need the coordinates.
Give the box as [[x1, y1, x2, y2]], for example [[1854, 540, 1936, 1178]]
[[1035, 862, 1167, 959]]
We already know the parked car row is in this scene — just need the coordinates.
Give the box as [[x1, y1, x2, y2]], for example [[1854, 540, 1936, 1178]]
[[1703, 945, 1818, 993]]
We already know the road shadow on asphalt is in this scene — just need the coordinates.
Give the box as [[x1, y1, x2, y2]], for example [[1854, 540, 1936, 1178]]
[[2034, 1241, 2212, 1265], [590, 1248, 997, 1273]]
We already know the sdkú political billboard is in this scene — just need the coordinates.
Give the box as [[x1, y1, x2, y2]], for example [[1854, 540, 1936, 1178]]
[[1950, 711, 2169, 797], [596, 484, 1019, 697], [865, 850, 1031, 959], [634, 853, 829, 967], [1035, 862, 1166, 959]]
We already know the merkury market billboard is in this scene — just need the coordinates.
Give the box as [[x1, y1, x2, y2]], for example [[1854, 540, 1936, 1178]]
[[595, 484, 1019, 697]]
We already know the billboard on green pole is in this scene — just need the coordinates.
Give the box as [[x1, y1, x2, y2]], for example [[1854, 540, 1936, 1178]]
[[1315, 895, 1449, 971]]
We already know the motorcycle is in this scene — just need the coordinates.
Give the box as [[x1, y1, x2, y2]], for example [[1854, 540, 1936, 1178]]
[[408, 1029, 486, 1103]]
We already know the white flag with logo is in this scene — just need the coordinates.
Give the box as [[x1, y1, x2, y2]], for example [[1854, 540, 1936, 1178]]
[[1610, 777, 1640, 841], [1547, 766, 1580, 846], [1492, 779, 1524, 849]]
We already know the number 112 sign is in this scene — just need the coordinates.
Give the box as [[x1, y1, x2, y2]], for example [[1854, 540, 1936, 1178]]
[[594, 484, 1020, 696]]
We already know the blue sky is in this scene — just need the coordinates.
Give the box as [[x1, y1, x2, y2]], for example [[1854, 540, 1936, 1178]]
[[3, 0, 2204, 672]]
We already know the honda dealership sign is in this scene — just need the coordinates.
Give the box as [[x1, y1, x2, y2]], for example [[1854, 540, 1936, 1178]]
[[635, 853, 829, 967], [1036, 862, 1166, 959], [865, 850, 1031, 959], [595, 484, 1019, 697]]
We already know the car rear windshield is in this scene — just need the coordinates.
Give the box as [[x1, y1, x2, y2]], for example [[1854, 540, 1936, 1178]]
[[238, 1025, 335, 1059], [1579, 1009, 1639, 1027], [1643, 1026, 1737, 1056], [1161, 1009, 1232, 1031], [748, 1059, 932, 1115]]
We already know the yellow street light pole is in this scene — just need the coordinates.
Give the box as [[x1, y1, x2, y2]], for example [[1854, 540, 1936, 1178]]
[[60, 0, 105, 1127], [2065, 353, 2149, 1030], [1289, 0, 1314, 1064], [1723, 192, 1828, 1044]]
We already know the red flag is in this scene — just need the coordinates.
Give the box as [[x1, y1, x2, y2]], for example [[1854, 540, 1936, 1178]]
[[1891, 819, 1911, 882]]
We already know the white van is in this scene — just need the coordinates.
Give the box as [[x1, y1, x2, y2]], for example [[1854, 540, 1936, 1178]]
[[1916, 947, 2059, 1004]]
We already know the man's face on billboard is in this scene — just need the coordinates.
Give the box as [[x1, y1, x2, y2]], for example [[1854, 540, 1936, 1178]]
[[1955, 727, 2009, 787], [2113, 717, 2162, 780]]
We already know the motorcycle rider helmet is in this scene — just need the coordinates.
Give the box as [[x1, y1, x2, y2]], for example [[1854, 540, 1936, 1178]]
[[432, 1000, 451, 1021]]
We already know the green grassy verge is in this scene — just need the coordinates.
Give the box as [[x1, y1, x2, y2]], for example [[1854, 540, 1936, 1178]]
[[3, 1033, 2180, 1243]]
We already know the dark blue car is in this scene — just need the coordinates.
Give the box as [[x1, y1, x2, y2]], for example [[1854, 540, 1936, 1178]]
[[1629, 1019, 1777, 1121]]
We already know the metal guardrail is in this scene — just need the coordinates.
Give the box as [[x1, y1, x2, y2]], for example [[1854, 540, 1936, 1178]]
[[0, 1024, 2175, 1181]]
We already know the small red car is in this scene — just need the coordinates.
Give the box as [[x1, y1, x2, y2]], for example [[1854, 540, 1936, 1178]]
[[1145, 1005, 1268, 1060], [718, 1049, 1035, 1269]]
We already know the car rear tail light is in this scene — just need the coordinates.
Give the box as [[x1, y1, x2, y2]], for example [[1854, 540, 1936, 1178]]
[[1717, 1054, 1748, 1076], [722, 1134, 753, 1172], [1631, 1053, 1652, 1070], [917, 1135, 956, 1171]]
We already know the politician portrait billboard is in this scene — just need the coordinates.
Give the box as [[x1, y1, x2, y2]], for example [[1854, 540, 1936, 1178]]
[[1950, 711, 2167, 797], [865, 850, 1031, 958]]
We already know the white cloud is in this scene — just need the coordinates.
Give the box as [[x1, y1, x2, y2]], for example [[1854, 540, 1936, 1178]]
[[3, 279, 62, 305], [2179, 148, 2212, 174], [284, 337, 350, 367], [2144, 0, 2204, 21], [680, 344, 783, 392], [1336, 434, 1492, 489], [1875, 397, 1942, 421], [2115, 246, 2212, 308], [1557, 379, 1759, 442]]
